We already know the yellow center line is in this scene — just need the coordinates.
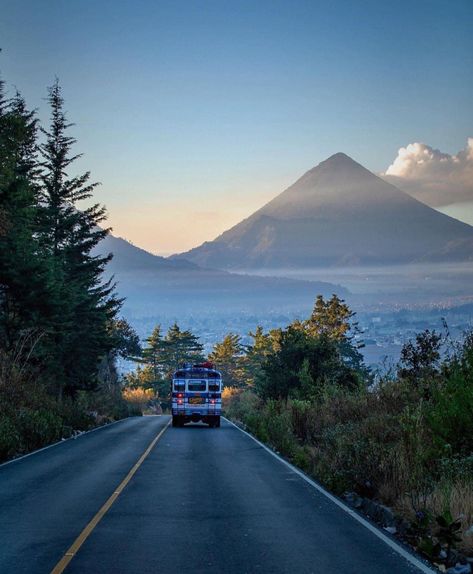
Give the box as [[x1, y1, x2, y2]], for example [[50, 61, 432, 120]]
[[50, 418, 171, 574]]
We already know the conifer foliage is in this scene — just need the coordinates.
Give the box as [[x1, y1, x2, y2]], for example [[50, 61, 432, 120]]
[[207, 296, 367, 400], [129, 323, 205, 404], [37, 80, 121, 396], [0, 81, 48, 348], [253, 295, 367, 401], [0, 72, 133, 460], [209, 333, 247, 388]]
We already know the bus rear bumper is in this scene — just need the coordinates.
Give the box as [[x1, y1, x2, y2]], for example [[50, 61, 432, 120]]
[[171, 412, 221, 426]]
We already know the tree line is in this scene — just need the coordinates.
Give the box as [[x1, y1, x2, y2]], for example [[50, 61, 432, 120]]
[[126, 294, 366, 405], [0, 72, 138, 460]]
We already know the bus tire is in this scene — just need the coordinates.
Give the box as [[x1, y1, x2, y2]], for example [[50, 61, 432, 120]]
[[172, 416, 181, 428]]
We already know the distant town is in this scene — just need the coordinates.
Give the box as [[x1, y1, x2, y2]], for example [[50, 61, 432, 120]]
[[119, 298, 473, 374]]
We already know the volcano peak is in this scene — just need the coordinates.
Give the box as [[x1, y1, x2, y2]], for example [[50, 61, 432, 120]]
[[173, 153, 473, 269]]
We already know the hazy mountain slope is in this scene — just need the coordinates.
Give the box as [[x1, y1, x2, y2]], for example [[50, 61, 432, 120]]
[[95, 234, 347, 315], [173, 153, 473, 269], [97, 234, 198, 272]]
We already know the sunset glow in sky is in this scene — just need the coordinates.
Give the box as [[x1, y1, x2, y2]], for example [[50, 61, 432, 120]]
[[1, 0, 472, 254]]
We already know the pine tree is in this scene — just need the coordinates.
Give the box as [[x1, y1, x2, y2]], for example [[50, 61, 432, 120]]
[[305, 294, 357, 341], [138, 323, 204, 380], [141, 325, 166, 380], [305, 294, 365, 371], [38, 80, 121, 397], [134, 323, 204, 405], [97, 318, 141, 394], [209, 333, 246, 388], [111, 318, 141, 360], [245, 326, 273, 385], [162, 323, 204, 374], [0, 85, 51, 350]]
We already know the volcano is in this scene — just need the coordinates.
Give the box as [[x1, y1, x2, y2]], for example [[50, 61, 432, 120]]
[[173, 153, 473, 269]]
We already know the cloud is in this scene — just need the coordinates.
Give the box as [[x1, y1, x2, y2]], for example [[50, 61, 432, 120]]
[[382, 138, 473, 207]]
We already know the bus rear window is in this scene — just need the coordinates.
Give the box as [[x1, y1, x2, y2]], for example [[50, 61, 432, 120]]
[[188, 381, 206, 392], [174, 381, 185, 391], [208, 383, 220, 392]]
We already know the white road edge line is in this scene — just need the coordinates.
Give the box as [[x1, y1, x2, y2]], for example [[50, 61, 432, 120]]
[[224, 417, 437, 574], [0, 415, 161, 469]]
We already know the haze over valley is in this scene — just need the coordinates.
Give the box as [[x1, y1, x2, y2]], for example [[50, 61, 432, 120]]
[[96, 152, 473, 366]]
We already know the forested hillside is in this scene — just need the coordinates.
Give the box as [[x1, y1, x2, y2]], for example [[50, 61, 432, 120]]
[[0, 75, 139, 461]]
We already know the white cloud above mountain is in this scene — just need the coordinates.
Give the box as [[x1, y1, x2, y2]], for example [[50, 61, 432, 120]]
[[382, 138, 473, 207]]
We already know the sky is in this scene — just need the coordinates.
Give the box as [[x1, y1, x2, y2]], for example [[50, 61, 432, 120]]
[[1, 0, 472, 254]]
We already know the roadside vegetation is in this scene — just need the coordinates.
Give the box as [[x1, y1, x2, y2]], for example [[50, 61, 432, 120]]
[[0, 73, 140, 462], [218, 296, 473, 569], [125, 292, 473, 566]]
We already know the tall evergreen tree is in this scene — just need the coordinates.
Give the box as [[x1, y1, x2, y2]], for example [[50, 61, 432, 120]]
[[162, 323, 204, 374], [209, 333, 246, 388], [97, 318, 141, 394], [245, 326, 273, 385], [255, 297, 368, 402], [133, 323, 204, 404], [0, 85, 51, 350], [255, 324, 359, 402], [138, 323, 204, 378], [305, 294, 357, 341], [141, 325, 166, 380], [38, 80, 121, 397], [305, 294, 365, 371]]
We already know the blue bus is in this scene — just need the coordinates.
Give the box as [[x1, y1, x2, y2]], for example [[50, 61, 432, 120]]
[[171, 362, 222, 427]]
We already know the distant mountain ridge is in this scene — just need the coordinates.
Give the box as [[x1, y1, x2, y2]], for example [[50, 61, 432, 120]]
[[94, 233, 347, 316], [97, 234, 199, 272], [172, 153, 473, 269]]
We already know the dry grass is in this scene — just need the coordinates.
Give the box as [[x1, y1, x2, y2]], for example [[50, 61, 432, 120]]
[[222, 386, 241, 404], [122, 387, 155, 412], [396, 481, 473, 553]]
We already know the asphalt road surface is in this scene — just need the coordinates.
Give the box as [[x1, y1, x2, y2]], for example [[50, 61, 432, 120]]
[[0, 416, 434, 574]]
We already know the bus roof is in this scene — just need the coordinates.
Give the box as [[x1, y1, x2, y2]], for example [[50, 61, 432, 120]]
[[173, 367, 221, 379]]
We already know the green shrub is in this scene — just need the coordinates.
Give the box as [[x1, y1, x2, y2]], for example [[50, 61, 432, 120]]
[[17, 408, 64, 452], [439, 455, 473, 483], [0, 359, 129, 463], [223, 329, 473, 556], [224, 388, 261, 423], [0, 415, 21, 460], [290, 399, 311, 441], [293, 446, 310, 472], [427, 367, 473, 457], [260, 401, 297, 457]]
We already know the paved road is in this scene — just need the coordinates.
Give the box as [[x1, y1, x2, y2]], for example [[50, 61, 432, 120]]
[[0, 416, 434, 573]]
